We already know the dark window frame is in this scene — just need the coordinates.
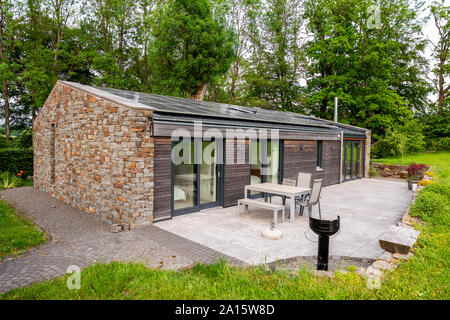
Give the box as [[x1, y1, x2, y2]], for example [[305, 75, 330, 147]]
[[316, 140, 323, 169]]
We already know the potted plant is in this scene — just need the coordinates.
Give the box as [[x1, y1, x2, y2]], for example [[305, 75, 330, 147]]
[[407, 175, 419, 191], [406, 163, 427, 190]]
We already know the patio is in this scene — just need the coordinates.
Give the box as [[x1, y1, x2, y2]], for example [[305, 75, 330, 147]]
[[155, 178, 413, 265]]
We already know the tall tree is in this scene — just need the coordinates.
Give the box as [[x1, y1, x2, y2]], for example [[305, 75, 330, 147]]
[[304, 0, 428, 139], [244, 0, 305, 110], [149, 0, 236, 100], [0, 0, 22, 139], [430, 0, 450, 114]]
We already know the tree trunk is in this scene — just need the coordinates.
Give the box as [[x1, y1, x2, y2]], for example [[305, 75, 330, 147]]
[[190, 83, 208, 101], [2, 80, 10, 140]]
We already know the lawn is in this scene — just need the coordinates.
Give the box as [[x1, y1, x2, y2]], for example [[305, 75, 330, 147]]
[[1, 152, 449, 300], [374, 151, 450, 184], [0, 199, 47, 259]]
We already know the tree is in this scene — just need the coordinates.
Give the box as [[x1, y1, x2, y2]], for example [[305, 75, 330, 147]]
[[304, 0, 429, 139], [244, 0, 305, 111], [149, 0, 235, 100], [430, 0, 450, 114], [0, 0, 23, 139]]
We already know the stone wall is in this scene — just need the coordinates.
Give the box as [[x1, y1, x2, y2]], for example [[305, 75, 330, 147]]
[[34, 82, 154, 229], [364, 130, 371, 178]]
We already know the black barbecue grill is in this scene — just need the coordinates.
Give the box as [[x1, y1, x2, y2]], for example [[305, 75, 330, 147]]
[[309, 215, 340, 271]]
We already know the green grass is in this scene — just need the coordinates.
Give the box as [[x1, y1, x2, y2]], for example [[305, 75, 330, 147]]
[[1, 152, 449, 300], [374, 151, 450, 184], [0, 200, 47, 259]]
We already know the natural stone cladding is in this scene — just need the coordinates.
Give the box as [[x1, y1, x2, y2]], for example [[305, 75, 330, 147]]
[[34, 82, 154, 229]]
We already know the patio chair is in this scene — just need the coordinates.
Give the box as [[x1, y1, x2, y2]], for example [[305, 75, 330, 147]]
[[268, 178, 296, 204], [296, 178, 323, 218], [296, 172, 312, 202]]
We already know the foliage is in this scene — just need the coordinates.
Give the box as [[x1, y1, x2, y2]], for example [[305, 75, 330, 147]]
[[0, 148, 33, 178], [0, 199, 47, 258], [369, 167, 378, 178], [0, 171, 22, 189], [421, 183, 450, 200], [149, 0, 236, 99], [418, 180, 433, 187], [0, 135, 11, 149], [431, 137, 450, 151], [13, 128, 33, 149], [409, 191, 448, 222], [430, 0, 450, 114], [371, 119, 426, 158], [407, 163, 428, 177], [303, 0, 429, 139]]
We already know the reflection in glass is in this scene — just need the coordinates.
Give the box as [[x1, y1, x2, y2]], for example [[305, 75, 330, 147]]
[[266, 141, 280, 183], [200, 141, 217, 204], [173, 140, 196, 210]]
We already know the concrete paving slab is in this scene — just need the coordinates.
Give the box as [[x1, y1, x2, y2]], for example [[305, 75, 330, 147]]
[[156, 178, 413, 264]]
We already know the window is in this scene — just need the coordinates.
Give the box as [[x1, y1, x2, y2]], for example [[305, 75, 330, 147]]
[[316, 140, 323, 169]]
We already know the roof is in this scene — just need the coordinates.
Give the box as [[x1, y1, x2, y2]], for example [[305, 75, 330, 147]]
[[61, 81, 367, 138]]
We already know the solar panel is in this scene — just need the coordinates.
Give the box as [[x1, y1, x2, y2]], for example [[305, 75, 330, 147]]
[[92, 85, 364, 136]]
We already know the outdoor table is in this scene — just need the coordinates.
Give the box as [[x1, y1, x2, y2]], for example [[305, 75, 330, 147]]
[[244, 183, 311, 222]]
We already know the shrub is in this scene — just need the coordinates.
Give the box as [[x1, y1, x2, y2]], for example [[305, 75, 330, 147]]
[[431, 137, 450, 151], [371, 140, 394, 158], [0, 171, 22, 189], [407, 163, 427, 177], [0, 135, 11, 149], [421, 183, 450, 200], [418, 180, 433, 186], [369, 167, 378, 178], [0, 148, 33, 178], [14, 128, 33, 149], [409, 191, 448, 221]]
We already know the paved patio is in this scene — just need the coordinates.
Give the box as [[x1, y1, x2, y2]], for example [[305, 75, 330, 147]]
[[156, 178, 413, 264]]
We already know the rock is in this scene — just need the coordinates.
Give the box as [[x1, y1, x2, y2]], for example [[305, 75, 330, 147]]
[[366, 266, 383, 277], [119, 223, 130, 231], [371, 260, 394, 271], [400, 171, 408, 179], [393, 253, 412, 260], [379, 225, 421, 254], [356, 267, 367, 278], [261, 228, 283, 240], [377, 251, 393, 263], [109, 224, 122, 233]]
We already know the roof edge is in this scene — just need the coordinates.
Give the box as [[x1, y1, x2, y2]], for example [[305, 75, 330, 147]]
[[60, 81, 155, 111]]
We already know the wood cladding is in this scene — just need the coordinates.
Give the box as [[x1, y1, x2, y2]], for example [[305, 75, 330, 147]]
[[153, 137, 172, 221], [283, 140, 340, 187]]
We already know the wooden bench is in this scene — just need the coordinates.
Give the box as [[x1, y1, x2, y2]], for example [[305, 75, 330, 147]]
[[238, 198, 285, 225]]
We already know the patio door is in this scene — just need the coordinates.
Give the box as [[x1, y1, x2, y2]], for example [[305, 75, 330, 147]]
[[172, 139, 224, 216], [343, 140, 364, 181]]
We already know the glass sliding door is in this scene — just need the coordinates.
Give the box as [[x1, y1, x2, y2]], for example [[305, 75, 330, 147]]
[[200, 141, 217, 205], [172, 139, 223, 216], [343, 140, 364, 181], [173, 140, 196, 211]]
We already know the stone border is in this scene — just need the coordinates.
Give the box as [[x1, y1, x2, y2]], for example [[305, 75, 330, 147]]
[[355, 184, 423, 280]]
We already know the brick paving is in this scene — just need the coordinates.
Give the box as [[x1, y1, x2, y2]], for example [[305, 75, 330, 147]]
[[0, 188, 245, 294]]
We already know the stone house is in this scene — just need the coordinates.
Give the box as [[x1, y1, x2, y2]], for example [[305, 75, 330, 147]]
[[34, 81, 371, 229]]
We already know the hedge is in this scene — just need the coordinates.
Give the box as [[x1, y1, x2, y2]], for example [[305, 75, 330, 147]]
[[0, 148, 34, 178]]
